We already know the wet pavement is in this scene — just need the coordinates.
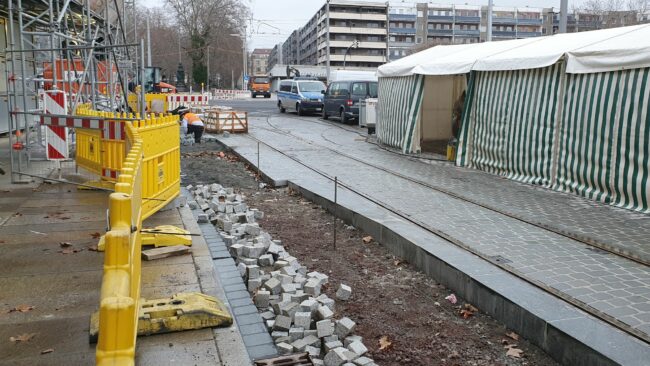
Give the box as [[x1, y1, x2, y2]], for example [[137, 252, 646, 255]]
[[0, 179, 250, 365]]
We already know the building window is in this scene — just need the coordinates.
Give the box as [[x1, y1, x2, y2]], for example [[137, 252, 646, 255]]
[[390, 36, 396, 42], [416, 37, 422, 44]]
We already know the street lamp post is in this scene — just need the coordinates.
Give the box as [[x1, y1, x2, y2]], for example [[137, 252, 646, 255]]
[[230, 28, 247, 90], [343, 40, 359, 69]]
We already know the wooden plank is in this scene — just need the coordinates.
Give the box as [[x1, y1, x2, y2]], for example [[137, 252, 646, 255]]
[[141, 246, 191, 261]]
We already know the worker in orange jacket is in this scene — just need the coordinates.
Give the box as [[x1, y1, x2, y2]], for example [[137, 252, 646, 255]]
[[179, 108, 205, 143]]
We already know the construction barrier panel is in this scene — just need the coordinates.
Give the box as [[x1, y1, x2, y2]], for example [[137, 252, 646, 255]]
[[96, 121, 144, 366], [212, 89, 250, 100], [127, 93, 211, 114], [75, 106, 180, 218]]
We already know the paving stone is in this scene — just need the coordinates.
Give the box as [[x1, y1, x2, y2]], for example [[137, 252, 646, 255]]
[[344, 335, 362, 347], [316, 319, 334, 338], [347, 340, 368, 356], [335, 317, 356, 338], [291, 335, 320, 352], [255, 290, 270, 308], [289, 327, 304, 342], [324, 347, 350, 366], [336, 284, 352, 301], [273, 315, 292, 331], [317, 305, 334, 320], [276, 342, 293, 355], [258, 254, 275, 267], [264, 277, 282, 295], [324, 340, 343, 353], [294, 311, 312, 329]]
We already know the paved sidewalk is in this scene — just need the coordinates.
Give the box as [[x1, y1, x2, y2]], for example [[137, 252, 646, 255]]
[[215, 115, 650, 364], [0, 180, 250, 365]]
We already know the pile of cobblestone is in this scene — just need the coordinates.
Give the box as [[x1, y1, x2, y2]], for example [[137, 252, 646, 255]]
[[187, 183, 377, 366]]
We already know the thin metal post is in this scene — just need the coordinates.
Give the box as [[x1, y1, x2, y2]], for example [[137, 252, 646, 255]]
[[7, 0, 18, 182], [326, 0, 331, 82], [17, 0, 32, 163], [146, 15, 152, 67], [487, 0, 493, 42], [559, 0, 568, 33], [140, 39, 146, 117], [333, 176, 337, 250], [242, 27, 247, 90], [257, 141, 260, 180], [206, 45, 210, 89]]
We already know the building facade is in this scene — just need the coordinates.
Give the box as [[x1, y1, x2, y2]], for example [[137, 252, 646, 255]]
[[249, 48, 272, 76], [281, 0, 389, 69], [268, 42, 283, 71], [280, 1, 650, 65]]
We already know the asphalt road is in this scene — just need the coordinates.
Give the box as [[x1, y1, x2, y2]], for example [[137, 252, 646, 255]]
[[210, 95, 283, 117]]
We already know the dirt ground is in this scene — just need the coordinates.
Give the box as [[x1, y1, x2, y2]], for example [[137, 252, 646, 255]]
[[181, 142, 558, 366]]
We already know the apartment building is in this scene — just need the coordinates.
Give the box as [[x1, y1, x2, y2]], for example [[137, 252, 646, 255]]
[[268, 42, 283, 71], [249, 48, 272, 76], [281, 0, 389, 69], [388, 2, 545, 61]]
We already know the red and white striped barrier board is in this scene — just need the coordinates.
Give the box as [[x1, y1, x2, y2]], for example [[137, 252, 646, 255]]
[[43, 91, 68, 160], [166, 93, 211, 109], [212, 89, 251, 100]]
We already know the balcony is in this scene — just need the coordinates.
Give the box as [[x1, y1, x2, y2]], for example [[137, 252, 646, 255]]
[[328, 54, 387, 63], [330, 12, 387, 21], [517, 18, 543, 25], [454, 29, 480, 36], [516, 31, 542, 37], [389, 41, 415, 48], [428, 28, 453, 36], [428, 15, 453, 22], [389, 27, 416, 34], [493, 30, 516, 37], [493, 17, 516, 24], [389, 14, 417, 21], [329, 26, 387, 35], [329, 40, 387, 49], [455, 16, 480, 23]]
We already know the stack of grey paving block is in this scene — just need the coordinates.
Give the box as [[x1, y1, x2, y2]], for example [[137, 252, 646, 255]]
[[180, 134, 195, 146], [188, 184, 377, 366]]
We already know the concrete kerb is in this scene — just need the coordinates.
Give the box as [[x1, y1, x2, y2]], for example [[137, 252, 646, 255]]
[[179, 188, 253, 365], [286, 181, 650, 366]]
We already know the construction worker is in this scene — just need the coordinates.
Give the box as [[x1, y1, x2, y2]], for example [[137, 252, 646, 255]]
[[179, 108, 204, 143]]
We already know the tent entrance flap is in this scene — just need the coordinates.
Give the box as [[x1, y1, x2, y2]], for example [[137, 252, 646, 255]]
[[419, 75, 467, 155], [377, 75, 425, 154]]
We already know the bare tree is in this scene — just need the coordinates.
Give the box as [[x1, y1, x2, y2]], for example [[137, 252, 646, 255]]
[[164, 0, 248, 86]]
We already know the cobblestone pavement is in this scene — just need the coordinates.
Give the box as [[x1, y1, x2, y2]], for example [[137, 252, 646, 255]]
[[219, 114, 650, 343]]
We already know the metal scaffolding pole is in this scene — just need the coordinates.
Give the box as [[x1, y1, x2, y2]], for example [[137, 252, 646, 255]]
[[4, 0, 137, 181]]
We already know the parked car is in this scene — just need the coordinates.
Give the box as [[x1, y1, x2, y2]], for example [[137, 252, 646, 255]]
[[322, 80, 378, 124], [277, 79, 326, 116]]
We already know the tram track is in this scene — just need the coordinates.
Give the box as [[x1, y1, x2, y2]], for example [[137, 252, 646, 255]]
[[234, 113, 650, 344]]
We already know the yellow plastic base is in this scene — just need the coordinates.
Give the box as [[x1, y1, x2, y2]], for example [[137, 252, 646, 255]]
[[90, 292, 233, 342], [78, 180, 116, 190], [141, 225, 192, 247]]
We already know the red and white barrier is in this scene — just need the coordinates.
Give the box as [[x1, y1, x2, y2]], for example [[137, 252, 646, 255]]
[[166, 93, 211, 110], [212, 89, 251, 100], [43, 91, 68, 160]]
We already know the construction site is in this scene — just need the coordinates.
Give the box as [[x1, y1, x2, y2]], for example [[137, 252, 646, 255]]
[[2, 0, 650, 366]]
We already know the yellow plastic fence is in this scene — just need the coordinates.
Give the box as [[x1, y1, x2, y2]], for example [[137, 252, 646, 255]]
[[73, 109, 181, 365], [96, 121, 143, 366], [75, 106, 180, 219]]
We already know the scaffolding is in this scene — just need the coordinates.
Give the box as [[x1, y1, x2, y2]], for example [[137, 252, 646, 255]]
[[3, 0, 140, 183]]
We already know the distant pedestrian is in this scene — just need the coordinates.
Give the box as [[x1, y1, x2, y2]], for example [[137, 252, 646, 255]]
[[179, 108, 204, 143]]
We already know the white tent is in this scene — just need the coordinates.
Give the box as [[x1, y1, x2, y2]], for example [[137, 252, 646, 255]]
[[376, 24, 650, 213]]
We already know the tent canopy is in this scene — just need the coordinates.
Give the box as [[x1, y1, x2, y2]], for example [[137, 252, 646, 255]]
[[378, 24, 650, 77]]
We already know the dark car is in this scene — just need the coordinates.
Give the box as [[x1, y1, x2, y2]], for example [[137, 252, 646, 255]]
[[322, 80, 378, 124]]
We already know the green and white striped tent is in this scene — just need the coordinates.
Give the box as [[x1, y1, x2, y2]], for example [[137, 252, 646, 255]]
[[377, 24, 650, 213]]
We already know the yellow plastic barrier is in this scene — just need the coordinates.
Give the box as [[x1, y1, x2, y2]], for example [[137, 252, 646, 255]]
[[74, 108, 180, 218], [96, 122, 143, 366], [62, 106, 230, 365]]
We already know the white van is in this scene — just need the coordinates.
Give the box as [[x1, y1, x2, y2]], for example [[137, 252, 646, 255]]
[[277, 79, 326, 116]]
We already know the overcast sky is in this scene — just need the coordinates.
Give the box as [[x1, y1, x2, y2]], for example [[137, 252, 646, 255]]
[[141, 0, 588, 50]]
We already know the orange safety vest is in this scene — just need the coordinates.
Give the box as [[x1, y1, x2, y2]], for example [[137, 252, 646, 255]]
[[185, 113, 202, 125]]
